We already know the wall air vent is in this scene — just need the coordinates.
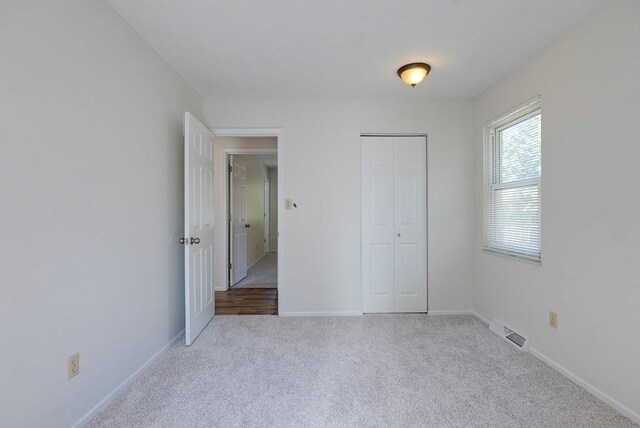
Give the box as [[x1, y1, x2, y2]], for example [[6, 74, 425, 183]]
[[489, 319, 529, 351]]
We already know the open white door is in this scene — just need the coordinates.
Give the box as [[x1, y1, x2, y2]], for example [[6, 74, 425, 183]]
[[264, 178, 270, 253], [184, 112, 214, 345], [229, 155, 248, 285]]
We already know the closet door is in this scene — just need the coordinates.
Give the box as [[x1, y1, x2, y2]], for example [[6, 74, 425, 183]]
[[393, 137, 427, 312], [362, 137, 395, 312], [361, 136, 427, 313]]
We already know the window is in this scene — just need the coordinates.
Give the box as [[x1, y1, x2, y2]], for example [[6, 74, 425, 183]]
[[483, 98, 541, 263]]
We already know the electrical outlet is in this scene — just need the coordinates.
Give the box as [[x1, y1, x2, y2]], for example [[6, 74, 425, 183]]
[[67, 352, 80, 379], [549, 311, 558, 329]]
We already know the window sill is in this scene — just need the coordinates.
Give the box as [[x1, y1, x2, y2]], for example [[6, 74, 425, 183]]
[[482, 248, 541, 266]]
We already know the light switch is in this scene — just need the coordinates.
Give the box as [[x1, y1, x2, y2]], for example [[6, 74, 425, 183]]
[[285, 199, 293, 210]]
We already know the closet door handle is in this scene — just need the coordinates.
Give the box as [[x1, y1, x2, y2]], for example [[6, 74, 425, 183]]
[[397, 233, 401, 237]]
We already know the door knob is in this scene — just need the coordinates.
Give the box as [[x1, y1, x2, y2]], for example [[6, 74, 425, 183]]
[[245, 224, 251, 228], [190, 237, 200, 245], [397, 233, 401, 237]]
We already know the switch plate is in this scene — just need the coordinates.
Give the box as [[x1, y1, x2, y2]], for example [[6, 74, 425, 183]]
[[549, 311, 558, 329], [285, 199, 293, 210], [67, 352, 80, 379]]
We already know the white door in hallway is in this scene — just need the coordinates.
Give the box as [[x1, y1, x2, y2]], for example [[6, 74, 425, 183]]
[[264, 177, 270, 253], [230, 155, 248, 285], [184, 112, 214, 345], [361, 136, 427, 313]]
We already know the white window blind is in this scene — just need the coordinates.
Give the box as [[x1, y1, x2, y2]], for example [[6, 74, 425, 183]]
[[483, 98, 541, 263]]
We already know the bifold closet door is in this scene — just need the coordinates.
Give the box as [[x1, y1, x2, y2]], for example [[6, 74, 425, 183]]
[[362, 137, 395, 312], [393, 137, 427, 312], [361, 136, 427, 313]]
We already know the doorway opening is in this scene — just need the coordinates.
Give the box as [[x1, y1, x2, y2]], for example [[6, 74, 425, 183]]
[[228, 154, 278, 290], [212, 132, 282, 315]]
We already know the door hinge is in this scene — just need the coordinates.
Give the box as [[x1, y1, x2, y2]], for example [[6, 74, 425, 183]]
[[229, 262, 232, 269], [229, 165, 233, 173]]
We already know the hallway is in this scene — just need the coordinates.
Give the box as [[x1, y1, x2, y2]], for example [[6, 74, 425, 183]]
[[232, 252, 277, 289], [216, 252, 278, 315]]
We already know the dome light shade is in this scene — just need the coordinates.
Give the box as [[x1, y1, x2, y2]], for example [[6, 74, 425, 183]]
[[397, 63, 431, 87]]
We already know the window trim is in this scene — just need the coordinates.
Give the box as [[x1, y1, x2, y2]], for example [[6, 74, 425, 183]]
[[483, 96, 542, 264]]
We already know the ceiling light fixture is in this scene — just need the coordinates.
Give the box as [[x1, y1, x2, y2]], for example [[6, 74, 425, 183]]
[[397, 63, 431, 87]]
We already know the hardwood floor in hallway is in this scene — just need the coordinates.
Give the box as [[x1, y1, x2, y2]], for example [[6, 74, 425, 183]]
[[215, 288, 278, 315]]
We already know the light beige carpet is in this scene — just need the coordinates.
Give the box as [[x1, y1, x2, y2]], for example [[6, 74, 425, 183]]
[[233, 252, 277, 289], [88, 315, 636, 428]]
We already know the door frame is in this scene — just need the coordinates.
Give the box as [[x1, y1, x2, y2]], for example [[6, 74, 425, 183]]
[[213, 128, 284, 315], [360, 133, 429, 313]]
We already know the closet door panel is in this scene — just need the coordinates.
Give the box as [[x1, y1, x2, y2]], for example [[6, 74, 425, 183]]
[[393, 137, 427, 312], [362, 137, 395, 313]]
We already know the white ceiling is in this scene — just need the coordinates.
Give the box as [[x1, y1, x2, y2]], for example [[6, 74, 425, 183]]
[[106, 0, 606, 99]]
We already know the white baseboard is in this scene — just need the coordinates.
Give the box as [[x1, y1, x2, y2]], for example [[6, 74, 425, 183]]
[[247, 256, 262, 270], [282, 310, 479, 317], [215, 286, 228, 292], [427, 310, 473, 316], [71, 329, 185, 428], [280, 311, 363, 317], [280, 310, 480, 317], [426, 310, 491, 325], [528, 347, 640, 424], [468, 310, 490, 325], [468, 311, 637, 423]]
